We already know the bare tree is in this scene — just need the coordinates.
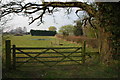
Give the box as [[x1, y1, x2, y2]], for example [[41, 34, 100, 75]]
[[0, 1, 96, 27]]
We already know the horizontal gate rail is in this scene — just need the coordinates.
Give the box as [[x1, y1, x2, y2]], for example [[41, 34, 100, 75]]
[[11, 47, 82, 50], [16, 56, 82, 58], [19, 64, 81, 67], [15, 51, 82, 54], [16, 60, 82, 63]]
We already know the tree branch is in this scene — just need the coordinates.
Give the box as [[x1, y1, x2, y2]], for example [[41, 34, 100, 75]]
[[0, 2, 96, 25], [29, 8, 46, 25]]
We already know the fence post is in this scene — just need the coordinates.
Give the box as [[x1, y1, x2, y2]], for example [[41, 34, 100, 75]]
[[12, 45, 16, 70], [82, 41, 86, 64], [5, 40, 11, 71]]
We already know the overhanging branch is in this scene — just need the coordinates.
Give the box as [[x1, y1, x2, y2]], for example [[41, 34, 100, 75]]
[[0, 2, 97, 26]]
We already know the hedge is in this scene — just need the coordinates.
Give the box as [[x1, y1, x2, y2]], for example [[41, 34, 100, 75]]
[[30, 30, 57, 36]]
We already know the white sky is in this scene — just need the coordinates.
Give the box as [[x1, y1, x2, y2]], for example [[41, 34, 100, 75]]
[[3, 0, 92, 32], [5, 8, 85, 32]]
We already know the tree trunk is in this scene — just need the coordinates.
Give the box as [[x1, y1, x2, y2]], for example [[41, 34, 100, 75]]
[[98, 27, 112, 64]]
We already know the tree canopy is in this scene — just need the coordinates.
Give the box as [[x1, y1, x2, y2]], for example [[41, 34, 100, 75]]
[[59, 25, 74, 36], [73, 20, 83, 36], [48, 26, 57, 31]]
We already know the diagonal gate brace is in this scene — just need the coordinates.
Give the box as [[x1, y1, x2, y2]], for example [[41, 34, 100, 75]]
[[16, 49, 50, 67]]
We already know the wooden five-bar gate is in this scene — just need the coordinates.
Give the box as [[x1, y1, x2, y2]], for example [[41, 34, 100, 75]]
[[5, 40, 87, 70]]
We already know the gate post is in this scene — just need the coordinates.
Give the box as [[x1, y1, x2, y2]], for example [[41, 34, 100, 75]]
[[82, 41, 86, 64], [5, 40, 11, 71], [12, 45, 16, 70]]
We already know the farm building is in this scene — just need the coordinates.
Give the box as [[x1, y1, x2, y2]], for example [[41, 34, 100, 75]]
[[30, 29, 57, 36]]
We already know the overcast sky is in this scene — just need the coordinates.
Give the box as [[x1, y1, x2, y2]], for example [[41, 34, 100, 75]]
[[3, 0, 93, 32], [6, 8, 85, 32]]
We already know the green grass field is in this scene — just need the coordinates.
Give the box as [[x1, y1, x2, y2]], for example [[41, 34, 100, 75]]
[[2, 35, 119, 78], [6, 35, 80, 47]]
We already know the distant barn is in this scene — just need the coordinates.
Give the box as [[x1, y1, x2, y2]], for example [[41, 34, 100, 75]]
[[30, 29, 57, 36]]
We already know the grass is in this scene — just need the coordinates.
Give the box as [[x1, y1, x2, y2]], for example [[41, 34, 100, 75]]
[[5, 35, 80, 47], [3, 62, 119, 78], [2, 35, 119, 78]]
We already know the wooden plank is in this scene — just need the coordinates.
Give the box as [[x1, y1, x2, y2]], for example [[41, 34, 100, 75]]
[[16, 56, 83, 58], [12, 47, 82, 50], [82, 41, 86, 64], [12, 45, 16, 70], [5, 40, 11, 70], [16, 60, 82, 63], [15, 51, 82, 54]]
